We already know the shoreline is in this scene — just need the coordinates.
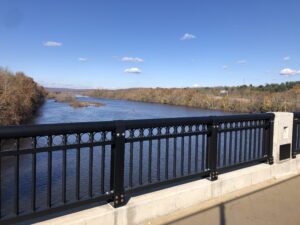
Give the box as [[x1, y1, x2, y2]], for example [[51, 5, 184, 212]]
[[83, 85, 300, 113], [84, 95, 247, 114]]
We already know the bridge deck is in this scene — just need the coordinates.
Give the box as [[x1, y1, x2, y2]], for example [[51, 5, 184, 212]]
[[147, 174, 300, 225]]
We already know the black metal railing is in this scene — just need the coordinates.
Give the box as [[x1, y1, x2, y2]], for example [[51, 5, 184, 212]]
[[0, 113, 274, 224], [292, 112, 300, 157]]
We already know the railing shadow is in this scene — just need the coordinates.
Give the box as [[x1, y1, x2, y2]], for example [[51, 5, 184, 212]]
[[220, 204, 226, 225]]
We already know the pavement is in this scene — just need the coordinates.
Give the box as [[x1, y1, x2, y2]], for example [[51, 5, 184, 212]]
[[146, 174, 300, 225]]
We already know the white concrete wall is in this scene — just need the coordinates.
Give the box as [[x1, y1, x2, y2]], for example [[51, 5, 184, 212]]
[[35, 112, 300, 225], [272, 112, 294, 163]]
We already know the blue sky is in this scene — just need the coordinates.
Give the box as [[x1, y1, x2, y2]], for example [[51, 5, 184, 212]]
[[0, 0, 299, 89]]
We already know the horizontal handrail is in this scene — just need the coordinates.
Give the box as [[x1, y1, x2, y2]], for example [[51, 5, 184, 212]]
[[294, 112, 300, 120], [0, 113, 274, 139], [0, 121, 116, 138]]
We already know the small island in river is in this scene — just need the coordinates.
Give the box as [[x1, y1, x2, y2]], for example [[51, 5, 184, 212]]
[[47, 91, 104, 108]]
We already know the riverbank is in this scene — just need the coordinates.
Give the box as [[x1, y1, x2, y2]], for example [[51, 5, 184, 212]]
[[0, 69, 46, 126], [84, 83, 300, 113]]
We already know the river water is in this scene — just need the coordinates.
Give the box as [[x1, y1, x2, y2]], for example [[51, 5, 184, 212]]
[[33, 96, 227, 124], [2, 97, 230, 218]]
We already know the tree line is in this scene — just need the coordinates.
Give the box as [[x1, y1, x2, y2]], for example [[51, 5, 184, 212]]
[[85, 82, 300, 113], [0, 69, 46, 126]]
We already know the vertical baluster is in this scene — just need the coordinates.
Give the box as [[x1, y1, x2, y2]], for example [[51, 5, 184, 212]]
[[165, 127, 169, 179], [253, 121, 257, 159], [89, 133, 93, 198], [47, 136, 52, 208], [32, 137, 37, 211], [139, 128, 143, 185], [173, 126, 177, 178], [101, 132, 106, 193], [205, 125, 210, 170], [244, 122, 248, 161], [223, 123, 227, 166], [148, 128, 153, 183], [266, 118, 274, 164], [292, 120, 298, 158], [292, 122, 300, 152], [76, 134, 80, 200], [296, 124, 300, 150], [239, 125, 243, 163], [181, 126, 185, 176], [109, 131, 115, 195], [248, 121, 253, 160], [234, 123, 238, 164], [157, 128, 161, 181], [263, 120, 267, 157], [295, 123, 298, 151], [129, 130, 134, 188], [195, 125, 199, 172], [62, 134, 67, 203], [228, 123, 233, 165], [201, 125, 205, 171], [188, 126, 192, 174], [217, 130, 221, 168], [257, 122, 262, 157], [15, 138, 20, 215]]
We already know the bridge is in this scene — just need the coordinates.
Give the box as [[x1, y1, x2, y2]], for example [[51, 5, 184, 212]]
[[0, 112, 299, 224]]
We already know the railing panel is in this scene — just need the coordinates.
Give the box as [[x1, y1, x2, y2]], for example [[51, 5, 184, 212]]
[[216, 115, 273, 170], [123, 122, 210, 192], [0, 114, 275, 224], [0, 122, 114, 223]]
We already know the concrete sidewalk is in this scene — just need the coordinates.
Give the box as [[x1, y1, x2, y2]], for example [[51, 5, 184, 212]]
[[147, 174, 300, 225]]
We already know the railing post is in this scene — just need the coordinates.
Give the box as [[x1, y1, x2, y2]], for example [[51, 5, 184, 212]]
[[207, 119, 218, 181], [292, 117, 297, 159], [265, 117, 274, 165], [110, 121, 126, 208]]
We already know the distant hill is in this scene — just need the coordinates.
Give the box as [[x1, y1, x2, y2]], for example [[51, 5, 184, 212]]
[[45, 87, 91, 93], [84, 81, 300, 113]]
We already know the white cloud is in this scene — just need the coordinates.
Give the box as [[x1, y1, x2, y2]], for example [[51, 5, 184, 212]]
[[43, 41, 63, 47], [124, 67, 142, 74], [222, 65, 229, 70], [237, 60, 247, 64], [180, 33, 196, 41], [193, 83, 199, 87], [121, 56, 144, 63], [280, 68, 300, 76], [78, 57, 87, 62], [283, 56, 291, 61]]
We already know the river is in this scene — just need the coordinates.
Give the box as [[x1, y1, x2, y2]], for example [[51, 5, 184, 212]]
[[33, 96, 227, 124]]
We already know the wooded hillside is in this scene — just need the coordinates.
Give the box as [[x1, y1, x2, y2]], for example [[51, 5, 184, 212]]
[[85, 82, 300, 113], [0, 69, 46, 125]]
